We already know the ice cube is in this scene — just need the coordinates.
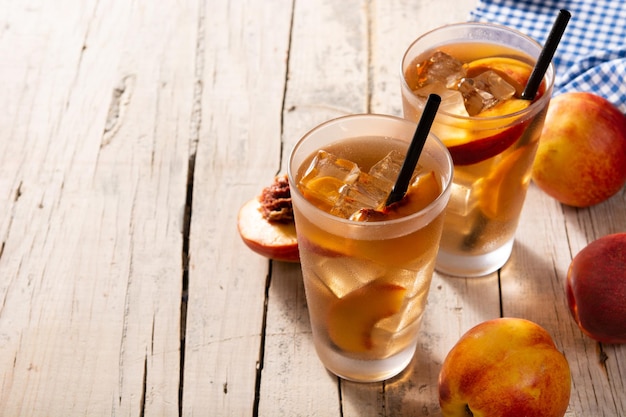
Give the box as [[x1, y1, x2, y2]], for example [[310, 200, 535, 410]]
[[331, 150, 421, 219], [457, 71, 517, 116], [457, 77, 497, 116], [316, 256, 386, 298], [412, 82, 469, 117], [446, 182, 476, 218], [474, 70, 516, 101], [414, 51, 467, 89], [369, 150, 405, 184], [300, 150, 361, 185], [370, 150, 425, 187], [299, 150, 361, 208], [331, 171, 392, 219]]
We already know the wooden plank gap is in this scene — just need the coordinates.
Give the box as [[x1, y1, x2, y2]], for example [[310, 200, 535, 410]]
[[277, 0, 296, 176], [189, 0, 206, 156], [14, 182, 23, 202], [597, 344, 609, 378], [178, 152, 195, 417], [252, 262, 273, 417], [179, 1, 207, 411], [118, 242, 136, 409], [337, 377, 345, 417], [139, 353, 148, 417]]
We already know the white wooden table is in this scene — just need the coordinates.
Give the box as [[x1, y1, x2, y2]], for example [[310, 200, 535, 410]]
[[1, 0, 625, 416]]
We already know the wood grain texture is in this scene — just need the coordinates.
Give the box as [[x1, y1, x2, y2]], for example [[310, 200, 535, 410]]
[[1, 0, 625, 416], [182, 0, 293, 415], [0, 0, 194, 415], [513, 184, 626, 417]]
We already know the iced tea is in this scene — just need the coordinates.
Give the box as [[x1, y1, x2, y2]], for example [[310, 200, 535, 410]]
[[288, 114, 452, 382], [401, 23, 555, 276]]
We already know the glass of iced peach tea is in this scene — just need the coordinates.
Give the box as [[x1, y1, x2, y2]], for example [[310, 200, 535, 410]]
[[401, 23, 555, 277], [287, 114, 452, 382]]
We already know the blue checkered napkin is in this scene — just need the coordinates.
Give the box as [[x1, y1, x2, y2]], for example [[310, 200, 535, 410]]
[[470, 0, 626, 113]]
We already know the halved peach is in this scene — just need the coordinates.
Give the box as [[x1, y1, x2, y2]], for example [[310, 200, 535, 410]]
[[237, 198, 299, 262], [327, 281, 406, 353]]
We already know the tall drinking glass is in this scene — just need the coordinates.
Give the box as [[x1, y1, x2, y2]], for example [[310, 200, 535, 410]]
[[288, 114, 452, 382], [401, 23, 555, 277]]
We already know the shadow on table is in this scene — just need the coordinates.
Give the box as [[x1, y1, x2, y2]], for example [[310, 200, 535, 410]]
[[339, 341, 444, 416]]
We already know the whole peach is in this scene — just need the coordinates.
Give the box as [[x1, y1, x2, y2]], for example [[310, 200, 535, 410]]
[[567, 233, 626, 343], [439, 318, 571, 417], [532, 92, 626, 207]]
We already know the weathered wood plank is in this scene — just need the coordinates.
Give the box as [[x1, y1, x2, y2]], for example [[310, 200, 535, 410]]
[[257, 262, 338, 416], [1, 0, 625, 416], [257, 1, 371, 415], [182, 0, 293, 415], [510, 184, 626, 417], [0, 0, 194, 415], [369, 0, 477, 118]]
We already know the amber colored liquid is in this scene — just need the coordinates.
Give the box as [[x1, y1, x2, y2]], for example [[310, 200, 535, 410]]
[[402, 43, 550, 265], [292, 136, 446, 380]]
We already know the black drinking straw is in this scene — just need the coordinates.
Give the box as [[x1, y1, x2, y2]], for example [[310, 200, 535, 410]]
[[385, 93, 441, 207], [521, 9, 571, 100]]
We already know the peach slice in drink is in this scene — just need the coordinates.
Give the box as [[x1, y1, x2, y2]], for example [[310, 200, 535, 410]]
[[465, 57, 534, 97], [354, 170, 441, 221], [387, 170, 441, 217], [327, 280, 406, 353], [478, 98, 531, 118], [348, 171, 442, 267], [301, 175, 345, 212], [445, 122, 527, 166], [297, 174, 352, 258], [439, 57, 537, 166], [300, 171, 442, 266], [478, 144, 537, 221]]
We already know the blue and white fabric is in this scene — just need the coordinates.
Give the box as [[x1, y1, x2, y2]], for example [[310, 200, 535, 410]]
[[471, 0, 626, 113]]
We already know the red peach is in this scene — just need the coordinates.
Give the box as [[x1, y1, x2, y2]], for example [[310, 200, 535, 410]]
[[532, 92, 626, 207], [439, 318, 571, 417], [566, 233, 626, 343]]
